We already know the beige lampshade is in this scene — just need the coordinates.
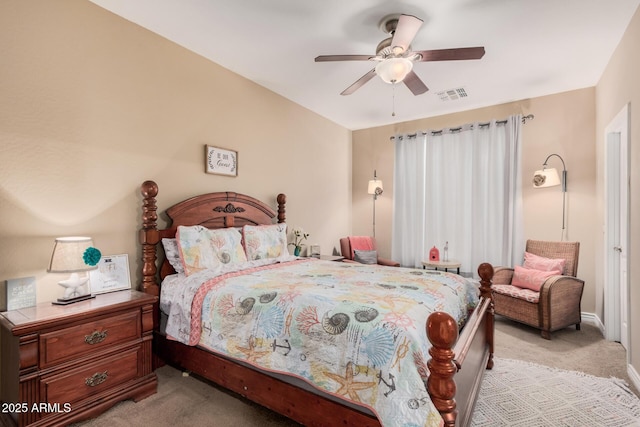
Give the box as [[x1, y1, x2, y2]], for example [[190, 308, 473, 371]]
[[48, 237, 98, 273], [368, 179, 383, 195], [532, 168, 561, 188]]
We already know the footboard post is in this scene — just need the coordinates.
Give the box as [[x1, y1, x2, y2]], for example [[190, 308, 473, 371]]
[[140, 180, 160, 297], [478, 263, 495, 370], [427, 312, 458, 427]]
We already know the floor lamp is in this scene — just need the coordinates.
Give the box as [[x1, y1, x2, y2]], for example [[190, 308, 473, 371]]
[[367, 170, 383, 238], [532, 153, 567, 240]]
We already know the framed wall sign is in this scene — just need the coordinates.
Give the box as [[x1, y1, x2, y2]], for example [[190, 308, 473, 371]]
[[5, 276, 36, 311], [89, 254, 131, 294], [205, 145, 238, 176]]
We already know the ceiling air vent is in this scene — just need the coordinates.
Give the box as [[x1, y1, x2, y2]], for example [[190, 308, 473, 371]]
[[436, 87, 468, 101]]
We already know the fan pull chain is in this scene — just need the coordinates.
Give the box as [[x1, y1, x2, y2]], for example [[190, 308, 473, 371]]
[[392, 84, 396, 117]]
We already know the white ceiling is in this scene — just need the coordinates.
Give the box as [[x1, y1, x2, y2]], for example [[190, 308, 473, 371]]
[[90, 0, 639, 130]]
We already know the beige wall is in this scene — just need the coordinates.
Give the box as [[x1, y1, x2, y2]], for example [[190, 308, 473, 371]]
[[353, 88, 597, 310], [0, 1, 352, 304], [596, 7, 640, 372]]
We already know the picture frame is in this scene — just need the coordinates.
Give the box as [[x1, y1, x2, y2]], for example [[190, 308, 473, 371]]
[[5, 276, 37, 311], [205, 145, 238, 177], [89, 254, 131, 294]]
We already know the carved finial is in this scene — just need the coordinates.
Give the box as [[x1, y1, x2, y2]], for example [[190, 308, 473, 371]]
[[141, 180, 158, 198], [478, 262, 494, 300]]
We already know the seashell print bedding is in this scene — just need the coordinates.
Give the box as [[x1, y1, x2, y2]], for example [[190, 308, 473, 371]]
[[162, 258, 478, 427]]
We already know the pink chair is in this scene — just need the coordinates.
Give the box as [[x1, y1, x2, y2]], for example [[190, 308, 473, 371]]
[[339, 236, 400, 267]]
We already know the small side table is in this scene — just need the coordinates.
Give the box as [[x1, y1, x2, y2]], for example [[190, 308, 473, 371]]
[[422, 260, 461, 274]]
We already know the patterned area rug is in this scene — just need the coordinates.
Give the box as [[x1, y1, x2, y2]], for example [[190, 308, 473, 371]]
[[471, 358, 640, 426]]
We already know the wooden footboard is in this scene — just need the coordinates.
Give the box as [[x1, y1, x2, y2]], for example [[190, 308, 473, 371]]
[[139, 180, 494, 427], [428, 263, 494, 426]]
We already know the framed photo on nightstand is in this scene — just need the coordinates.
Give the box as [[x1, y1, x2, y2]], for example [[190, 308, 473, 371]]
[[89, 254, 131, 294]]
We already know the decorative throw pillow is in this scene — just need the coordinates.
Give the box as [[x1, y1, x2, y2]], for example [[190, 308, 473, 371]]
[[523, 252, 567, 274], [354, 250, 378, 265], [512, 265, 561, 292], [176, 225, 248, 276], [242, 224, 289, 261], [161, 238, 184, 274]]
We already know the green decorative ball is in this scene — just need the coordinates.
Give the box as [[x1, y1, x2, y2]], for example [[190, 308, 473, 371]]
[[83, 247, 102, 266]]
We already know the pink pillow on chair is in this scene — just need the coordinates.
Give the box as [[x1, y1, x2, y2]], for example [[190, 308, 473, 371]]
[[523, 252, 566, 274], [512, 266, 561, 292]]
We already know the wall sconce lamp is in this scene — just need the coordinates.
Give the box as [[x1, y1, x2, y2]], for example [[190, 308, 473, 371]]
[[367, 170, 384, 237], [48, 236, 101, 305], [532, 154, 567, 237]]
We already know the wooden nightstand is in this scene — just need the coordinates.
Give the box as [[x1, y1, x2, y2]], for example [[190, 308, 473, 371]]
[[0, 290, 157, 427]]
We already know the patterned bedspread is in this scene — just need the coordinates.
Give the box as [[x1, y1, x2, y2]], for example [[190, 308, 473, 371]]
[[162, 258, 479, 427]]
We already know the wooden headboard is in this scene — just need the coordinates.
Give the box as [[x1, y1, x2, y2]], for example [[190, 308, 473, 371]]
[[139, 180, 286, 297]]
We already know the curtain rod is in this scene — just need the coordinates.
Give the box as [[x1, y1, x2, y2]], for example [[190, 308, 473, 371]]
[[390, 114, 534, 140]]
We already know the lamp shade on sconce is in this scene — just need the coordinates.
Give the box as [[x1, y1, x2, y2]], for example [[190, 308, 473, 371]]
[[532, 153, 568, 239], [375, 58, 413, 84], [532, 167, 561, 188], [368, 179, 383, 195]]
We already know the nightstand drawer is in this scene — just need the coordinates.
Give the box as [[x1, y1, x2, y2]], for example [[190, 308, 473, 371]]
[[41, 346, 141, 405], [39, 309, 141, 368]]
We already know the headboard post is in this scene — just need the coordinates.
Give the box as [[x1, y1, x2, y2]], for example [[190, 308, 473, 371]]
[[139, 180, 160, 297], [277, 193, 286, 223]]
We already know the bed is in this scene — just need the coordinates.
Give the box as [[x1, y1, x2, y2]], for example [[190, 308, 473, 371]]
[[138, 180, 495, 427]]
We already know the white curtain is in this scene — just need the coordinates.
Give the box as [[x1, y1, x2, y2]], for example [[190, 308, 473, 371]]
[[392, 115, 524, 275]]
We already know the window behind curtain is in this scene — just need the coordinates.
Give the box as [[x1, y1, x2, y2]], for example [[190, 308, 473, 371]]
[[392, 115, 524, 275]]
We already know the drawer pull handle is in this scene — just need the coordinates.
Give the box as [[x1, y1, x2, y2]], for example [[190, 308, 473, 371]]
[[85, 371, 108, 387], [84, 330, 108, 345]]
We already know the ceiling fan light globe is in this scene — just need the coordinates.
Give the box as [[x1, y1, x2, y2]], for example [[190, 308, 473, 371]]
[[375, 57, 413, 84]]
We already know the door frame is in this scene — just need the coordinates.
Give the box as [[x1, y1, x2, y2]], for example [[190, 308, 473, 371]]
[[603, 103, 629, 352]]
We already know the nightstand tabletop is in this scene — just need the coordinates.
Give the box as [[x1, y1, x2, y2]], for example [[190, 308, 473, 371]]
[[1, 290, 156, 331]]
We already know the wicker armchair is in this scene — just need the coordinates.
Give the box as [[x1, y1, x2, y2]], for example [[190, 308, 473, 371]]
[[492, 240, 585, 339]]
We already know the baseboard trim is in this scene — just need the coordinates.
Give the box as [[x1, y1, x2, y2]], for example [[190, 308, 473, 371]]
[[581, 312, 640, 394], [581, 312, 604, 334]]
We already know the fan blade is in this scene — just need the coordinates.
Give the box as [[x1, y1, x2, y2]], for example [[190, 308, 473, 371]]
[[341, 69, 377, 95], [391, 14, 423, 53], [315, 55, 376, 62], [414, 47, 485, 62], [403, 70, 429, 95]]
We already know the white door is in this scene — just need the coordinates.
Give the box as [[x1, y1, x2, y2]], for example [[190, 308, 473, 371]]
[[604, 104, 629, 351]]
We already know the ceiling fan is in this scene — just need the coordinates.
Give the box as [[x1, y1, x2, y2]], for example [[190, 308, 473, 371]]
[[315, 14, 485, 96]]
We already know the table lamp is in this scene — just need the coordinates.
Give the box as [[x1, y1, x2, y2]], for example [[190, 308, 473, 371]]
[[48, 236, 101, 305]]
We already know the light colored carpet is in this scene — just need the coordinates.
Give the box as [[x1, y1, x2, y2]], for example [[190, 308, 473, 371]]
[[471, 358, 640, 426], [73, 319, 638, 426]]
